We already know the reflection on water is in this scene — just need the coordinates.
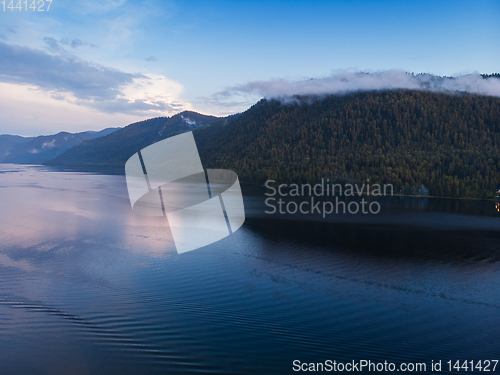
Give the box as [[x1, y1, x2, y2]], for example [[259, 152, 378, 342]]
[[0, 164, 500, 374]]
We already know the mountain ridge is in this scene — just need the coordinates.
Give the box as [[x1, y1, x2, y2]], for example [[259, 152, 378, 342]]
[[45, 110, 221, 168], [0, 128, 119, 164]]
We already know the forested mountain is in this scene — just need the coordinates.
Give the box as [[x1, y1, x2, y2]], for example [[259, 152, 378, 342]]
[[46, 111, 220, 168], [0, 128, 118, 164], [44, 90, 500, 198], [194, 90, 500, 198]]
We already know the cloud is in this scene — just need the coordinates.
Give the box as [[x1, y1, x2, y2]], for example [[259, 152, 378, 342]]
[[112, 74, 191, 114], [88, 97, 177, 114], [60, 38, 98, 49], [0, 41, 191, 116], [42, 139, 56, 149], [214, 70, 500, 106], [181, 115, 196, 126], [0, 41, 138, 100], [43, 37, 66, 53], [70, 39, 84, 48], [145, 56, 158, 62], [0, 81, 146, 136]]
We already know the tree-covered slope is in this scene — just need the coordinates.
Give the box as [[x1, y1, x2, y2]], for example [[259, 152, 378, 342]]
[[195, 90, 500, 198], [46, 111, 220, 168]]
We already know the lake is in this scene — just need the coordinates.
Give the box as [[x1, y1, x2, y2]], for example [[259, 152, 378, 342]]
[[0, 164, 499, 374]]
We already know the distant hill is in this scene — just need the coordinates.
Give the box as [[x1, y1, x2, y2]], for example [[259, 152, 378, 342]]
[[194, 90, 500, 199], [0, 135, 35, 161], [46, 111, 220, 168], [0, 128, 119, 164]]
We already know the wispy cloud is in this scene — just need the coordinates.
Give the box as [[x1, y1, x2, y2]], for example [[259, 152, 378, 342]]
[[43, 37, 98, 54], [1, 41, 138, 100], [0, 41, 191, 115], [42, 139, 56, 149], [213, 70, 500, 106], [43, 37, 67, 53], [60, 38, 98, 49]]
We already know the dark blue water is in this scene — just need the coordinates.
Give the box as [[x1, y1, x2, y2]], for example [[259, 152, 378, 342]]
[[0, 164, 499, 374]]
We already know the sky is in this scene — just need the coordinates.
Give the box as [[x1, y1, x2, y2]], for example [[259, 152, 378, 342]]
[[0, 0, 499, 136]]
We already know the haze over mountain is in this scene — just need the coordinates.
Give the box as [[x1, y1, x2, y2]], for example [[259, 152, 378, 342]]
[[215, 73, 500, 108], [0, 128, 119, 164], [0, 135, 35, 161], [46, 111, 220, 168]]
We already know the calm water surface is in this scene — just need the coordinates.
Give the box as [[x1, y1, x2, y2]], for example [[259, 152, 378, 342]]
[[0, 164, 499, 374]]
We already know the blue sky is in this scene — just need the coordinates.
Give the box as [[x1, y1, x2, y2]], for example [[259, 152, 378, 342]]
[[0, 0, 499, 135]]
